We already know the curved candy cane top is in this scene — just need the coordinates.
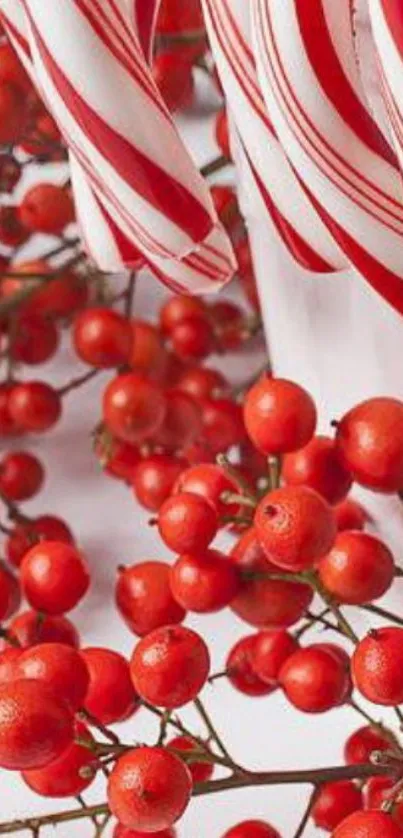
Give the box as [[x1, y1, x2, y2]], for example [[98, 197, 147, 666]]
[[130, 0, 161, 62], [1, 0, 234, 291], [253, 0, 403, 314], [201, 0, 345, 273], [370, 0, 403, 169]]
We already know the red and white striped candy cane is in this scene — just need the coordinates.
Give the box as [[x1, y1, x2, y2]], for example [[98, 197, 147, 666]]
[[369, 0, 403, 169], [201, 0, 345, 273], [252, 0, 403, 314], [1, 0, 235, 291]]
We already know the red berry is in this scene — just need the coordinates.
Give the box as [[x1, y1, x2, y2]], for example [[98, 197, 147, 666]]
[[0, 564, 20, 622], [0, 153, 21, 192], [171, 317, 215, 360], [95, 431, 141, 483], [312, 780, 363, 831], [201, 398, 246, 453], [29, 271, 88, 319], [114, 827, 176, 838], [19, 184, 75, 235], [16, 643, 89, 711], [0, 84, 26, 145], [81, 647, 139, 725], [167, 735, 214, 784], [73, 308, 132, 368], [132, 455, 185, 511], [364, 777, 403, 827], [318, 531, 395, 605], [334, 498, 369, 532], [0, 42, 31, 89], [158, 492, 218, 553], [210, 300, 246, 350], [0, 649, 22, 683], [130, 625, 210, 708], [6, 610, 80, 649], [252, 630, 299, 685], [226, 635, 274, 697], [8, 381, 62, 432], [222, 822, 281, 838], [20, 541, 90, 615], [154, 389, 202, 450], [108, 746, 192, 832], [12, 313, 59, 366], [333, 810, 403, 838], [170, 548, 240, 613], [254, 486, 336, 571], [210, 185, 239, 233], [229, 528, 313, 628], [215, 109, 230, 158], [344, 726, 391, 765], [279, 644, 350, 713], [156, 0, 206, 61], [153, 52, 194, 111], [244, 375, 317, 454], [335, 398, 403, 493], [160, 295, 208, 335], [22, 721, 97, 798], [0, 383, 22, 436], [129, 320, 166, 377], [5, 515, 74, 568], [352, 627, 403, 706], [283, 436, 352, 505], [116, 562, 186, 637], [0, 205, 29, 247], [103, 373, 167, 444], [0, 679, 74, 770], [176, 366, 229, 400], [174, 463, 240, 518], [0, 451, 44, 501]]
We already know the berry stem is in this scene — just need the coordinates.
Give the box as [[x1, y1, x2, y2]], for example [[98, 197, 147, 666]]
[[268, 455, 281, 491], [216, 454, 257, 502], [194, 697, 236, 767], [124, 271, 137, 319], [310, 573, 360, 644], [78, 708, 121, 745], [362, 603, 403, 628], [293, 786, 318, 838], [0, 803, 110, 834], [0, 488, 30, 525], [57, 368, 101, 397], [200, 154, 230, 178], [348, 699, 400, 751]]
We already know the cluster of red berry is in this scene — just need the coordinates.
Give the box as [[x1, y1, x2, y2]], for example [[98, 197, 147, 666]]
[[1, 2, 403, 838]]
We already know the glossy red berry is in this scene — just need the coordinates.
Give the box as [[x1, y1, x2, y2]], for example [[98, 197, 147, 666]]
[[0, 564, 20, 623], [334, 498, 369, 532], [19, 184, 75, 234], [160, 295, 208, 335], [0, 451, 44, 501], [215, 108, 230, 158], [201, 399, 246, 453], [282, 436, 352, 505], [222, 822, 281, 838], [0, 205, 29, 247], [244, 375, 317, 454], [252, 630, 299, 685], [174, 463, 240, 517], [0, 383, 22, 436], [153, 52, 194, 111], [352, 628, 403, 705], [170, 549, 240, 613], [0, 153, 21, 192], [29, 271, 88, 320], [108, 747, 192, 832], [129, 320, 166, 377], [279, 644, 350, 713], [154, 389, 201, 450], [158, 492, 218, 553], [229, 528, 313, 628], [130, 625, 210, 708], [5, 515, 74, 568], [95, 431, 141, 483], [6, 610, 80, 649], [364, 777, 403, 827], [12, 313, 59, 366], [210, 185, 239, 233], [177, 366, 229, 401], [132, 455, 185, 511], [254, 486, 336, 571], [318, 531, 395, 605], [114, 826, 176, 838], [81, 647, 139, 725], [0, 679, 74, 770], [156, 0, 206, 61], [167, 735, 214, 784], [103, 373, 167, 444], [8, 381, 62, 432], [226, 635, 274, 697], [16, 643, 89, 711], [333, 810, 403, 838], [0, 42, 31, 89], [73, 308, 132, 368], [0, 649, 22, 684], [20, 541, 90, 614], [312, 781, 363, 831], [171, 317, 215, 360], [22, 721, 97, 798], [344, 726, 391, 765], [335, 397, 403, 493], [116, 562, 186, 637], [0, 84, 26, 145]]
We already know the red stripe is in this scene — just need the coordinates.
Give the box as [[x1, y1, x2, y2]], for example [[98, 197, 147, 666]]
[[95, 194, 145, 268], [133, 0, 160, 63], [296, 0, 397, 166], [258, 0, 403, 230], [380, 0, 403, 60], [29, 17, 213, 245], [304, 182, 403, 314], [218, 0, 254, 63], [0, 16, 31, 58], [245, 146, 335, 273]]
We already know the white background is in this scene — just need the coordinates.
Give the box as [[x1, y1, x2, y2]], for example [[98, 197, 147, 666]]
[[0, 73, 401, 838]]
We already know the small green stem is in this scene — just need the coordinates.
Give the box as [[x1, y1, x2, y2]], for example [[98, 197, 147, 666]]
[[268, 456, 281, 491], [311, 574, 359, 644]]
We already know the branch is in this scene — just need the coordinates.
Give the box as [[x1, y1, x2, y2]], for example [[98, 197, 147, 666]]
[[0, 804, 109, 835], [293, 787, 318, 838], [362, 603, 403, 628]]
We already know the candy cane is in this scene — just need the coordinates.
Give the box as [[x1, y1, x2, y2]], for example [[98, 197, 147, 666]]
[[253, 0, 403, 314], [130, 0, 161, 63], [201, 0, 345, 273], [369, 0, 403, 170], [1, 0, 234, 291]]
